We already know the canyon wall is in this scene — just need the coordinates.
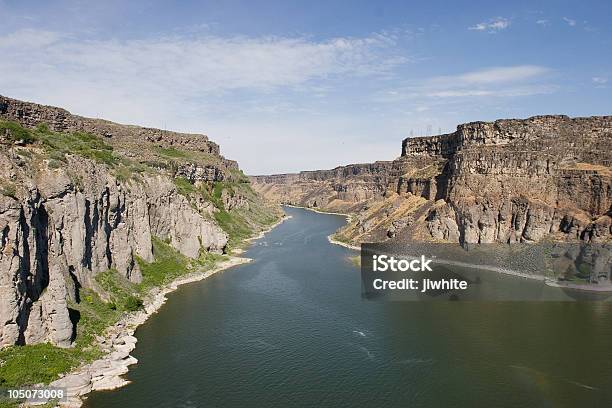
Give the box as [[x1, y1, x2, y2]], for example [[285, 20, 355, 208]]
[[252, 115, 611, 246], [0, 96, 272, 348], [251, 161, 405, 212]]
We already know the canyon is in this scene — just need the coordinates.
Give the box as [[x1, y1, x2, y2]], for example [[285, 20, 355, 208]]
[[0, 95, 279, 351], [1, 95, 611, 398], [251, 115, 612, 248]]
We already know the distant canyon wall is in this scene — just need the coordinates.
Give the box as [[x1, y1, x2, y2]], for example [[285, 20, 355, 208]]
[[251, 115, 612, 245]]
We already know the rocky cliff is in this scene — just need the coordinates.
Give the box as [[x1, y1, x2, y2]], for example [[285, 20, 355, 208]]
[[251, 115, 611, 247], [0, 96, 277, 348]]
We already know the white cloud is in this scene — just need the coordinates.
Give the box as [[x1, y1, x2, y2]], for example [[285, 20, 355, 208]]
[[0, 28, 61, 48], [436, 65, 550, 85], [376, 65, 554, 102], [536, 19, 550, 26], [562, 17, 576, 27], [425, 85, 556, 99], [592, 77, 608, 86], [0, 28, 407, 125], [469, 17, 510, 32]]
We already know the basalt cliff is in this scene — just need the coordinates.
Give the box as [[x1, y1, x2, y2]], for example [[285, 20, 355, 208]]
[[252, 115, 611, 247], [0, 95, 278, 349]]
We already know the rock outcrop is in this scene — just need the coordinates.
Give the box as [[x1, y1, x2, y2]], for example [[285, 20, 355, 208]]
[[252, 115, 611, 246], [0, 95, 272, 348]]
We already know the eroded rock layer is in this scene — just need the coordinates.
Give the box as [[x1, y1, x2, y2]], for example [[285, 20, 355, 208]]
[[251, 115, 612, 245]]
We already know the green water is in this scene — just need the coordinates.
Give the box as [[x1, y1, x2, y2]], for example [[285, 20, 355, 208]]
[[85, 207, 612, 408]]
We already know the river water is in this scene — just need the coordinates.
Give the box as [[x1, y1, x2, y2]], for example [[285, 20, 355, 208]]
[[85, 207, 612, 407]]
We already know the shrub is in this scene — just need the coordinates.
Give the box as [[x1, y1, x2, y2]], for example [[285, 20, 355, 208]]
[[123, 295, 144, 312], [40, 129, 118, 166], [156, 146, 189, 159], [174, 176, 196, 197], [136, 237, 189, 290], [0, 121, 37, 144], [0, 183, 17, 199]]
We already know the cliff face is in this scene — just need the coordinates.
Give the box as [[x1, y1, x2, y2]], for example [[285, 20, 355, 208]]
[[0, 96, 275, 348], [251, 115, 612, 245], [420, 116, 611, 244]]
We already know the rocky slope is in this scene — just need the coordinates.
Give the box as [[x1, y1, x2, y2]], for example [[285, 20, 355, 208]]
[[251, 115, 612, 247], [0, 95, 278, 349]]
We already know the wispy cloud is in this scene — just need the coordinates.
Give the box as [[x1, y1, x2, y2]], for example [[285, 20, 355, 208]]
[[536, 19, 550, 27], [0, 28, 408, 125], [562, 17, 576, 27], [592, 76, 608, 87], [377, 65, 554, 102], [468, 17, 510, 33], [434, 65, 550, 85]]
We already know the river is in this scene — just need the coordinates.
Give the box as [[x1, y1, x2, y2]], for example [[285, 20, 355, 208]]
[[84, 206, 612, 407]]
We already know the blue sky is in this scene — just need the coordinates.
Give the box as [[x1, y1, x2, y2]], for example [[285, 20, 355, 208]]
[[0, 0, 610, 174]]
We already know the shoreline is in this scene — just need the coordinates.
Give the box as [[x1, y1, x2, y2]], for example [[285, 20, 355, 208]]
[[281, 204, 360, 251], [48, 216, 289, 408], [287, 205, 611, 293], [327, 235, 360, 251], [544, 280, 612, 292], [244, 214, 292, 243], [283, 203, 353, 221]]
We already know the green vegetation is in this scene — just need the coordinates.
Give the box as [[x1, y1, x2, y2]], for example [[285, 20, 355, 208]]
[[136, 237, 225, 290], [154, 146, 222, 173], [137, 237, 190, 289], [14, 148, 32, 158], [69, 290, 121, 355], [174, 176, 196, 197], [173, 174, 279, 252], [0, 120, 150, 184], [0, 119, 120, 166], [0, 121, 38, 144], [0, 343, 80, 387], [40, 129, 118, 166], [0, 182, 17, 199], [95, 269, 143, 312], [156, 146, 189, 159], [210, 180, 279, 251], [0, 288, 120, 389], [124, 296, 144, 312], [112, 160, 147, 183], [331, 232, 351, 244]]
